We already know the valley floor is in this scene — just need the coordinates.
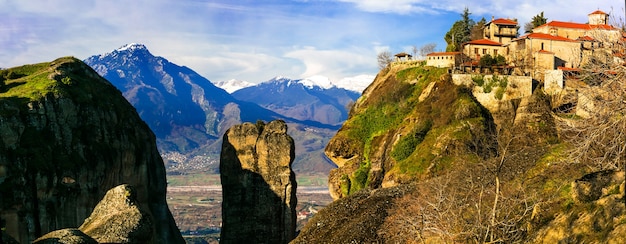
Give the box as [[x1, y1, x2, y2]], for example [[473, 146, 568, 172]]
[[166, 173, 333, 243]]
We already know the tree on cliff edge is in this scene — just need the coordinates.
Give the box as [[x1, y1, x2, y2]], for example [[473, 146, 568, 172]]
[[445, 7, 475, 51]]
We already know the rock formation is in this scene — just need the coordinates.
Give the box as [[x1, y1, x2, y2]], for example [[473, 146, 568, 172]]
[[0, 57, 184, 243], [34, 184, 154, 243], [33, 229, 97, 244], [219, 120, 297, 243]]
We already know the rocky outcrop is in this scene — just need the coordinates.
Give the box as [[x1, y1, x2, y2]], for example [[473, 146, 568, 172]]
[[0, 57, 183, 243], [293, 185, 414, 243], [34, 184, 154, 243], [33, 229, 97, 244], [79, 184, 153, 243], [219, 120, 297, 243], [531, 171, 626, 243]]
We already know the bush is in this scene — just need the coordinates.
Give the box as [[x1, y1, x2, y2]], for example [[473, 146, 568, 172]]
[[391, 120, 433, 161], [495, 87, 505, 100], [471, 75, 485, 86], [479, 54, 495, 67], [350, 161, 370, 193], [495, 54, 507, 66]]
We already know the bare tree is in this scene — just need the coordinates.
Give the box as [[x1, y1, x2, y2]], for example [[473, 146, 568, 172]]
[[419, 43, 437, 59], [411, 45, 419, 59], [556, 28, 626, 207], [377, 50, 393, 69]]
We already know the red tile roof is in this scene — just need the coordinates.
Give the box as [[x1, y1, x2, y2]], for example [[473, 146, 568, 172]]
[[517, 33, 576, 42], [536, 21, 616, 31], [589, 10, 607, 15], [463, 39, 503, 46], [491, 18, 517, 25], [577, 36, 595, 41], [558, 67, 581, 71], [427, 52, 460, 56]]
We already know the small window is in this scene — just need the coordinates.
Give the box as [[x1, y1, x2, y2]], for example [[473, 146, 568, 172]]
[[483, 49, 487, 54], [494, 50, 498, 56], [474, 48, 479, 54]]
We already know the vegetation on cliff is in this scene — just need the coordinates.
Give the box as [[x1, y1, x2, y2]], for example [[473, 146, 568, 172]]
[[326, 63, 496, 198], [301, 61, 625, 243]]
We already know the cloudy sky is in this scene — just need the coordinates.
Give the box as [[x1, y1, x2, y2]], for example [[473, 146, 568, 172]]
[[1, 0, 623, 83]]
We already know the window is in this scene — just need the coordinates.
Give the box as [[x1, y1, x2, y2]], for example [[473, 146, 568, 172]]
[[494, 50, 498, 56], [483, 49, 487, 54], [474, 48, 479, 54]]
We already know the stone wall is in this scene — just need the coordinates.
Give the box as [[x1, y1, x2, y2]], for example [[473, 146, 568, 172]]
[[452, 74, 533, 112], [544, 70, 564, 95]]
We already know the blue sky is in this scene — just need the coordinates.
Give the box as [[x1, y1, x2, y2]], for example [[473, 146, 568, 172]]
[[0, 0, 622, 83]]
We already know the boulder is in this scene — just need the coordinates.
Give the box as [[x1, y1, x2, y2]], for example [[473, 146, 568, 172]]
[[79, 184, 153, 243], [33, 229, 96, 244]]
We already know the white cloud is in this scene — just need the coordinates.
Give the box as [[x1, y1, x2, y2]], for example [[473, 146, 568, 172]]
[[338, 0, 622, 23], [284, 47, 377, 82], [338, 0, 438, 14]]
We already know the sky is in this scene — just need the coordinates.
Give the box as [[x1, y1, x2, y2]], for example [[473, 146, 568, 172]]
[[1, 0, 623, 83]]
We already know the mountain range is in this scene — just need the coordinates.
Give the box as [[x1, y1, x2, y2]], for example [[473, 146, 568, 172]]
[[84, 43, 368, 175], [231, 76, 360, 126], [213, 75, 373, 94]]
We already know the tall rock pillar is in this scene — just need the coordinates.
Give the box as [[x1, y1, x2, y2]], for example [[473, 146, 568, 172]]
[[220, 120, 297, 243]]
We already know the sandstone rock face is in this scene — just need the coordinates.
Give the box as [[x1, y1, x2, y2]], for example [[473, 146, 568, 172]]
[[0, 57, 183, 243], [79, 184, 153, 243], [33, 229, 97, 244], [220, 120, 297, 243]]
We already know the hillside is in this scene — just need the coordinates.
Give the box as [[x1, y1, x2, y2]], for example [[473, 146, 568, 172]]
[[0, 57, 184, 243], [295, 62, 625, 243]]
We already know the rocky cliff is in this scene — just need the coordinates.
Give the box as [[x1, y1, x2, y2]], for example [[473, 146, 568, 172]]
[[0, 57, 184, 243], [295, 63, 624, 243], [220, 120, 297, 243]]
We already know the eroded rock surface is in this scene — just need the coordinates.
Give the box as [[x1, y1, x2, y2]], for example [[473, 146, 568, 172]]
[[219, 120, 297, 243], [79, 184, 153, 243]]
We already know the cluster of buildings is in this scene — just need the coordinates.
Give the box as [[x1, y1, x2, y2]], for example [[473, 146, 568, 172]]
[[423, 10, 622, 81]]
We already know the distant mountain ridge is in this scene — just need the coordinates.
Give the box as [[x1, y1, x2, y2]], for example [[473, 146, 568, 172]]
[[232, 76, 360, 125], [213, 75, 374, 94]]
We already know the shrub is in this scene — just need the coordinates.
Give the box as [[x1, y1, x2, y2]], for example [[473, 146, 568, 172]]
[[471, 75, 485, 86], [391, 120, 433, 161], [495, 87, 505, 100], [479, 54, 495, 67], [483, 78, 495, 93], [350, 161, 370, 193], [495, 54, 507, 66]]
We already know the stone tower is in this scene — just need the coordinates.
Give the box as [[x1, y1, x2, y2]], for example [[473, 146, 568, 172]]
[[219, 120, 297, 243]]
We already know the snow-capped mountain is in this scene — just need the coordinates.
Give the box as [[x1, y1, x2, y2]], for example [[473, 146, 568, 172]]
[[84, 43, 282, 152], [298, 75, 336, 89], [233, 76, 361, 125], [213, 79, 255, 93], [334, 74, 375, 93]]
